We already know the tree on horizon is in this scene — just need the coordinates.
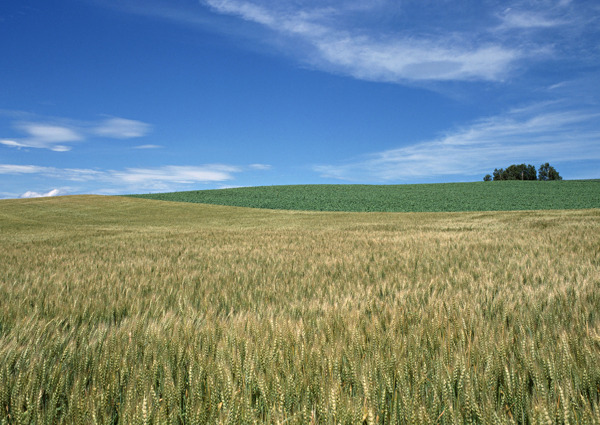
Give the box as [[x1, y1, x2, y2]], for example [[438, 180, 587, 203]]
[[485, 163, 562, 181], [538, 163, 562, 181]]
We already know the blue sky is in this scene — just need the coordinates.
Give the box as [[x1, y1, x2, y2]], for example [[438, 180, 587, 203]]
[[1, 0, 599, 198]]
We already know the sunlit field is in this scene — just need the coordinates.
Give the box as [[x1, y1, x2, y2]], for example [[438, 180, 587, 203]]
[[129, 180, 600, 212], [1, 196, 599, 424]]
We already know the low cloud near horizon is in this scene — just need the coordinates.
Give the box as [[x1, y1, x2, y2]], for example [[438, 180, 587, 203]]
[[315, 102, 600, 182], [0, 163, 272, 198], [20, 189, 62, 198]]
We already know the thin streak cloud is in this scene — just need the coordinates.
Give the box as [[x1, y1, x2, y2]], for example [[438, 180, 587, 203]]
[[134, 144, 162, 149], [0, 164, 51, 174], [0, 163, 273, 196], [93, 117, 152, 139], [112, 165, 240, 185], [204, 0, 520, 82], [497, 11, 567, 30], [90, 0, 599, 85], [0, 164, 238, 184], [314, 104, 600, 182], [0, 115, 152, 151]]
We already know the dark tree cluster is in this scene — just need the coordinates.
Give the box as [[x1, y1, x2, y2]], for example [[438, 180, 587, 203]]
[[537, 163, 563, 181], [483, 163, 562, 181]]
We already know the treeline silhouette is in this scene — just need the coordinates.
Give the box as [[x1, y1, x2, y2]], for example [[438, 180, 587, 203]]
[[483, 163, 561, 181]]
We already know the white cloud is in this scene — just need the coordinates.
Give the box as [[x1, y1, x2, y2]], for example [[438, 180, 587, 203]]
[[497, 12, 566, 30], [93, 117, 152, 139], [1, 115, 152, 151], [502, 13, 568, 29], [0, 163, 247, 192], [20, 189, 62, 198], [0, 139, 23, 148], [61, 168, 106, 181], [51, 145, 72, 152], [113, 165, 240, 185], [203, 0, 521, 82], [88, 0, 599, 87], [314, 103, 600, 181], [0, 164, 103, 181], [207, 0, 276, 26], [0, 164, 50, 174], [248, 163, 271, 170], [314, 37, 518, 82], [495, 0, 576, 31], [134, 144, 162, 149], [18, 123, 82, 143], [90, 0, 599, 87], [0, 123, 82, 151]]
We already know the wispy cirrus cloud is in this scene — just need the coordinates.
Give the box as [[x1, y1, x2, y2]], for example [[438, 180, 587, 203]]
[[314, 103, 600, 182], [0, 114, 152, 151], [248, 163, 271, 170], [0, 164, 50, 174], [200, 0, 598, 84], [0, 163, 272, 195], [90, 0, 598, 85], [134, 144, 162, 149], [496, 10, 568, 30], [493, 0, 593, 32], [0, 163, 237, 183], [112, 165, 240, 185], [1, 123, 83, 152], [202, 0, 519, 82], [93, 117, 152, 139], [0, 164, 104, 181]]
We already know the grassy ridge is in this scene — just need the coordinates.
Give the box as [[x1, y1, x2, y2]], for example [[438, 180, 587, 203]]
[[1, 196, 600, 424], [129, 180, 600, 212]]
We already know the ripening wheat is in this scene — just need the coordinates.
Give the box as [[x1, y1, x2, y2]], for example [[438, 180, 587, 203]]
[[0, 196, 599, 424]]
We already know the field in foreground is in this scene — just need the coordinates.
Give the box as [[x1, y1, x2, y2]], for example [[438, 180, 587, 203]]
[[1, 196, 600, 424], [129, 180, 600, 212]]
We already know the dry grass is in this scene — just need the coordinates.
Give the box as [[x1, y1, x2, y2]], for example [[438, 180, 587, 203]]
[[1, 196, 599, 424]]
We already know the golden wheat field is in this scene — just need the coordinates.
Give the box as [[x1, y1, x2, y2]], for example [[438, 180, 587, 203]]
[[1, 195, 599, 424]]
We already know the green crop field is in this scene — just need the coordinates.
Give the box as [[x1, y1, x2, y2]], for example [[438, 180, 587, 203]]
[[1, 195, 600, 424], [128, 180, 600, 212]]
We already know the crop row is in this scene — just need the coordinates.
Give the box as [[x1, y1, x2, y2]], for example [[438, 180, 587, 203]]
[[1, 197, 599, 423], [129, 180, 600, 212]]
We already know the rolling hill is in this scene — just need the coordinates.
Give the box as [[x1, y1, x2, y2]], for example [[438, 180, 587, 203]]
[[128, 180, 600, 212]]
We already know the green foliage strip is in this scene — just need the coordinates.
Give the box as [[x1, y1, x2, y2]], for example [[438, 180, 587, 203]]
[[129, 180, 599, 212]]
